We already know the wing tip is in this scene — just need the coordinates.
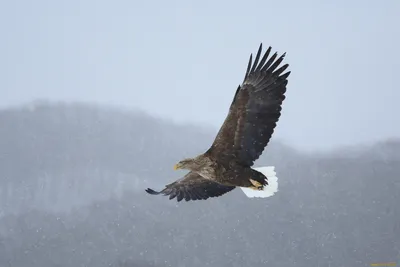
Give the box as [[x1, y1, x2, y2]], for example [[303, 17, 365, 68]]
[[145, 188, 161, 195], [244, 43, 289, 80]]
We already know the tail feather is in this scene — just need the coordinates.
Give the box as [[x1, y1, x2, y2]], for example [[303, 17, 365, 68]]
[[240, 166, 278, 198]]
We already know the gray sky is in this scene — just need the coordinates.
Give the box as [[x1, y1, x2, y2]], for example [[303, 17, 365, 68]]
[[1, 0, 399, 151]]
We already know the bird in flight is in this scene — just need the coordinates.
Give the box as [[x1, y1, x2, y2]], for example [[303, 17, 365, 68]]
[[146, 43, 290, 202]]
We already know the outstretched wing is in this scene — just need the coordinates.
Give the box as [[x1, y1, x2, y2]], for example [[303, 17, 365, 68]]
[[207, 43, 290, 166], [145, 171, 236, 202]]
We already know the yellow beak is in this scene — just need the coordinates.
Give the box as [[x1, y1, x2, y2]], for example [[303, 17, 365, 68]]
[[173, 164, 179, 170]]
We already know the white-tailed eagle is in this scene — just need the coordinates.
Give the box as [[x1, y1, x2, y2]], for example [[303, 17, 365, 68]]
[[146, 44, 290, 202]]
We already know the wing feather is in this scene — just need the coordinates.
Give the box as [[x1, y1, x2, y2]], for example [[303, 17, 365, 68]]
[[208, 43, 290, 166], [145, 171, 235, 202]]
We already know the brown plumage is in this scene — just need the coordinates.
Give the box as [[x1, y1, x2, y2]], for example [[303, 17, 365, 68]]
[[145, 43, 290, 202]]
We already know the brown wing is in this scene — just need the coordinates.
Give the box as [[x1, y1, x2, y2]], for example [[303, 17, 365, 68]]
[[207, 43, 290, 166], [145, 171, 236, 202]]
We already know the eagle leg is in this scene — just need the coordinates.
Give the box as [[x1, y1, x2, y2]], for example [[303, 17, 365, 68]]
[[249, 179, 264, 190]]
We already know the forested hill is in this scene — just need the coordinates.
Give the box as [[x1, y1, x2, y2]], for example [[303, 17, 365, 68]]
[[0, 101, 299, 213], [0, 102, 399, 267]]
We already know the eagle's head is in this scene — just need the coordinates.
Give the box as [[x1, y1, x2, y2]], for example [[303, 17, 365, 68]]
[[174, 155, 207, 171], [173, 158, 196, 171]]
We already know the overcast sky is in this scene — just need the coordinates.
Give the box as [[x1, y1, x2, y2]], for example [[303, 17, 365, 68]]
[[1, 0, 399, 151]]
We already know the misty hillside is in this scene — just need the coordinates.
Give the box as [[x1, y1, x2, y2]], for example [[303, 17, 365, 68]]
[[0, 101, 299, 213], [0, 102, 399, 267]]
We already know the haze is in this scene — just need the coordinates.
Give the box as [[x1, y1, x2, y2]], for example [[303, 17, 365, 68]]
[[1, 0, 399, 151], [1, 1, 400, 266]]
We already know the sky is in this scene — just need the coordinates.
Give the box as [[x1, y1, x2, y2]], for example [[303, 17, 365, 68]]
[[1, 0, 399, 151]]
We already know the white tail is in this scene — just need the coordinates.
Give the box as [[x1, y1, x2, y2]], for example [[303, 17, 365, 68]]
[[239, 166, 279, 198]]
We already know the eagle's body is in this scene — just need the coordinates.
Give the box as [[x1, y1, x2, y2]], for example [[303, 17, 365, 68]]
[[146, 43, 290, 202], [184, 154, 267, 188]]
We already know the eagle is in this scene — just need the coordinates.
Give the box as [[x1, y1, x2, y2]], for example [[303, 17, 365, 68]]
[[145, 43, 290, 202]]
